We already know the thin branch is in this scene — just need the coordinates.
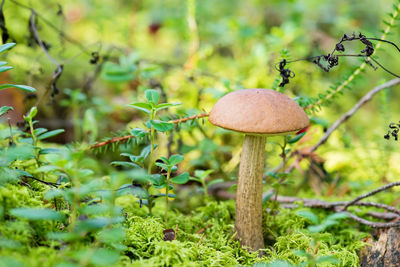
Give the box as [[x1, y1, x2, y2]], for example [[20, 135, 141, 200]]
[[168, 113, 208, 124], [29, 10, 59, 66], [88, 113, 209, 150], [344, 212, 400, 228], [89, 134, 135, 149], [209, 182, 400, 228], [10, 0, 88, 53], [22, 175, 59, 187], [310, 78, 400, 152], [342, 181, 400, 211]]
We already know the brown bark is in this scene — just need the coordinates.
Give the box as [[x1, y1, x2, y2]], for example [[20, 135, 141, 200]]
[[359, 228, 400, 266], [235, 134, 266, 252]]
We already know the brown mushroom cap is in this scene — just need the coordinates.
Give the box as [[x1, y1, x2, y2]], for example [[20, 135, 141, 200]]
[[209, 89, 309, 135]]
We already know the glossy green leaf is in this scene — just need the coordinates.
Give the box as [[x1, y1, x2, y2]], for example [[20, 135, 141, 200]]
[[0, 106, 13, 117], [155, 102, 181, 111], [35, 165, 62, 173], [168, 154, 184, 166], [111, 161, 140, 169], [25, 106, 37, 120], [170, 172, 189, 184], [149, 120, 174, 132], [90, 248, 120, 266], [10, 208, 65, 221], [0, 84, 36, 92], [326, 212, 349, 221], [0, 66, 12, 73], [287, 132, 306, 144], [295, 210, 319, 224], [34, 128, 48, 136], [129, 102, 152, 114], [39, 148, 63, 154], [130, 128, 148, 138], [315, 255, 340, 264], [207, 178, 224, 186], [37, 129, 65, 140], [155, 162, 169, 171], [0, 43, 16, 53], [149, 174, 166, 188], [145, 89, 160, 104]]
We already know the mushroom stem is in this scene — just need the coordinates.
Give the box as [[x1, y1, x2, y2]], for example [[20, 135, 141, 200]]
[[236, 134, 266, 252]]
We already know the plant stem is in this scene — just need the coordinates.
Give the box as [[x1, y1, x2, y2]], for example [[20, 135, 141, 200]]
[[147, 109, 156, 174], [165, 168, 171, 225], [201, 179, 208, 198], [146, 109, 156, 215], [28, 118, 41, 169], [69, 162, 80, 232]]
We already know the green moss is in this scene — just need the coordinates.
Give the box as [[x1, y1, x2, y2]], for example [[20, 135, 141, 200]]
[[1, 181, 369, 266]]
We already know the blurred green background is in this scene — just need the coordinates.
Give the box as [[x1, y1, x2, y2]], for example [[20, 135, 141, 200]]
[[1, 0, 400, 192]]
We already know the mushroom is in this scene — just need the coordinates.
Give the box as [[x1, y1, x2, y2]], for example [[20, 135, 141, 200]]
[[209, 89, 309, 252]]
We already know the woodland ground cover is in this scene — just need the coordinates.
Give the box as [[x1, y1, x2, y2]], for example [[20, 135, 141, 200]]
[[1, 0, 400, 266]]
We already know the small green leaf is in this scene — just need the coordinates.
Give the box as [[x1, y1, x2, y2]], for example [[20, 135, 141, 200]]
[[130, 128, 148, 137], [148, 174, 166, 187], [295, 210, 319, 224], [0, 84, 36, 92], [44, 189, 65, 200], [262, 192, 274, 203], [315, 255, 340, 264], [35, 165, 62, 173], [37, 129, 65, 140], [170, 172, 189, 184], [308, 224, 326, 233], [47, 232, 82, 242], [10, 208, 65, 221], [155, 102, 181, 112], [194, 169, 213, 179], [310, 116, 329, 127], [149, 120, 174, 132], [25, 106, 38, 120], [207, 178, 224, 186], [0, 106, 13, 117], [129, 102, 152, 114], [189, 176, 201, 182], [111, 161, 140, 169], [0, 66, 13, 73], [34, 128, 48, 136], [287, 132, 306, 144], [159, 156, 169, 163], [145, 89, 160, 104], [39, 148, 63, 154], [155, 162, 169, 171], [168, 154, 184, 165], [0, 43, 16, 53], [325, 212, 349, 221]]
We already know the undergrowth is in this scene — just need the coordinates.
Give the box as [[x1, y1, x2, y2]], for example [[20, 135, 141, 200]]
[[0, 181, 368, 267]]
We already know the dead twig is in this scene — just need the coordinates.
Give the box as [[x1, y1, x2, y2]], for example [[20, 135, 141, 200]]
[[342, 181, 400, 211], [197, 233, 205, 247], [310, 78, 400, 153], [22, 175, 59, 188], [271, 78, 400, 175], [210, 183, 400, 228]]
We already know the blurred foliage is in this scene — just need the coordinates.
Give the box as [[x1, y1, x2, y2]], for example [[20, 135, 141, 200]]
[[1, 0, 400, 266]]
